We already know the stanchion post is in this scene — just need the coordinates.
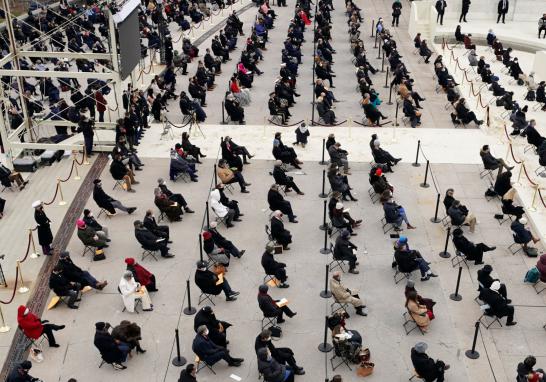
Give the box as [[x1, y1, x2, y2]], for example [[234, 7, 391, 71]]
[[213, 164, 218, 186], [205, 201, 210, 228], [370, 19, 375, 37], [320, 264, 332, 298], [381, 50, 385, 72], [221, 101, 226, 124], [57, 179, 67, 206], [420, 160, 430, 188], [0, 305, 10, 333], [387, 84, 393, 105], [450, 266, 463, 301], [317, 315, 334, 352], [319, 169, 328, 198], [17, 261, 29, 294], [183, 279, 197, 315], [73, 157, 81, 180], [383, 67, 390, 89], [319, 138, 327, 165], [29, 229, 40, 258], [439, 227, 451, 258], [430, 193, 441, 223], [198, 233, 204, 262], [465, 321, 481, 359], [394, 101, 400, 126], [319, 227, 329, 254], [412, 140, 421, 167], [374, 32, 378, 48], [171, 329, 187, 366], [319, 200, 328, 231]]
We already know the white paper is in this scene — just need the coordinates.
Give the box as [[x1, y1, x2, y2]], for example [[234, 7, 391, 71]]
[[230, 374, 242, 381]]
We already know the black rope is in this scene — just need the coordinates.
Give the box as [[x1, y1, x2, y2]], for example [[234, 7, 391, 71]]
[[312, 119, 348, 127], [166, 117, 194, 128], [267, 119, 305, 127]]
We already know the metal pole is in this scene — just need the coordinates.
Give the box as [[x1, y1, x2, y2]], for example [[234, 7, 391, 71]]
[[183, 279, 197, 315], [420, 160, 430, 188], [319, 138, 327, 165], [394, 101, 400, 126], [465, 322, 481, 359], [213, 164, 218, 186], [387, 85, 393, 105], [317, 315, 333, 352], [199, 234, 204, 262], [439, 227, 451, 258], [171, 329, 187, 366], [320, 226, 329, 254], [450, 266, 463, 301], [320, 264, 332, 298], [412, 140, 421, 167], [205, 201, 210, 228], [374, 32, 378, 48], [319, 169, 328, 198], [430, 193, 441, 223], [370, 19, 375, 37], [319, 200, 328, 231], [377, 39, 382, 59], [221, 101, 226, 124], [384, 67, 390, 89]]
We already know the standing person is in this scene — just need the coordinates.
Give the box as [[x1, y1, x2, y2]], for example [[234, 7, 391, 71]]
[[459, 0, 470, 22], [294, 123, 309, 147], [539, 14, 546, 38], [392, 0, 402, 26], [17, 305, 65, 347], [411, 342, 450, 382], [95, 89, 107, 122], [77, 115, 95, 156], [497, 0, 509, 23], [33, 200, 53, 256], [435, 0, 447, 25]]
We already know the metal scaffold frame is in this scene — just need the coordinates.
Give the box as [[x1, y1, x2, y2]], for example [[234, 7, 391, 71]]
[[0, 0, 127, 163]]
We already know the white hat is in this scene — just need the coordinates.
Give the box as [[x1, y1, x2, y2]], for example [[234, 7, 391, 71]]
[[519, 217, 528, 225], [32, 200, 42, 208], [373, 139, 380, 147], [336, 202, 343, 209], [490, 281, 501, 292]]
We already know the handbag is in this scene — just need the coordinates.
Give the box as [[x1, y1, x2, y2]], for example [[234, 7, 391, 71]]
[[356, 361, 374, 377], [269, 325, 282, 338], [213, 264, 226, 275], [93, 249, 106, 261]]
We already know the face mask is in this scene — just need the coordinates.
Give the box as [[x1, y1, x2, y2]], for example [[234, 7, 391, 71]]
[[204, 330, 209, 336]]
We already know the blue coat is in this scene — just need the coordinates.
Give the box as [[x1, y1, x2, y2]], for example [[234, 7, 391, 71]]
[[192, 334, 225, 365]]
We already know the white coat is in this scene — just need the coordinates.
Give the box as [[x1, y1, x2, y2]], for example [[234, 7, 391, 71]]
[[210, 189, 228, 218], [118, 276, 152, 313]]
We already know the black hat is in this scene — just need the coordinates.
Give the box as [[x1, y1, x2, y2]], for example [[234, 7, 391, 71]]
[[93, 179, 101, 184], [259, 284, 269, 293], [20, 361, 32, 370], [95, 322, 106, 330], [482, 264, 493, 273]]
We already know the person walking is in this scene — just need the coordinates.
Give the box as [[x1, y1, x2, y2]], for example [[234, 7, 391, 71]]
[[392, 0, 402, 27], [435, 0, 447, 25], [33, 200, 53, 255], [497, 0, 509, 23], [459, 0, 470, 22]]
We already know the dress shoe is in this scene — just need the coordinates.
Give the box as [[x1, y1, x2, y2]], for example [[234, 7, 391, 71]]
[[50, 343, 60, 348], [230, 291, 240, 297], [162, 253, 175, 258], [241, 189, 249, 194], [506, 321, 517, 326], [185, 207, 195, 213], [277, 318, 285, 323], [279, 283, 290, 288], [239, 250, 246, 257], [294, 368, 305, 375], [348, 268, 359, 274], [226, 295, 238, 301]]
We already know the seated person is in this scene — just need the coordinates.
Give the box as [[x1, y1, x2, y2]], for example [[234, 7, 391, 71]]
[[125, 257, 157, 292], [328, 311, 362, 346], [511, 217, 540, 254], [0, 162, 27, 190], [157, 178, 194, 213], [215, 183, 242, 220], [210, 188, 236, 227], [49, 265, 81, 309], [94, 322, 128, 369], [221, 136, 254, 166], [494, 170, 514, 199], [112, 320, 146, 354], [181, 132, 206, 163], [406, 291, 432, 332], [112, 135, 143, 171], [224, 93, 246, 124], [452, 228, 495, 265], [144, 209, 170, 241], [271, 211, 293, 250], [328, 165, 357, 201], [110, 153, 138, 193], [477, 264, 509, 301], [405, 280, 436, 313], [402, 96, 422, 128], [442, 188, 456, 213], [272, 133, 302, 169], [394, 237, 436, 281], [83, 209, 109, 240], [255, 329, 305, 375], [463, 33, 476, 50], [93, 179, 137, 215], [193, 325, 244, 368], [447, 199, 477, 232], [411, 342, 450, 381], [372, 139, 400, 172], [202, 230, 231, 266], [134, 220, 173, 258], [194, 306, 231, 348], [384, 195, 415, 230], [370, 167, 392, 195], [257, 348, 294, 382], [273, 161, 304, 195], [262, 243, 289, 288], [525, 119, 544, 150], [217, 159, 250, 193], [208, 221, 245, 257], [268, 185, 297, 223], [330, 271, 366, 316], [331, 202, 357, 235], [195, 260, 239, 301], [328, 142, 350, 175], [480, 280, 516, 325], [170, 146, 198, 182], [76, 219, 108, 251], [119, 271, 153, 312], [7, 361, 40, 382], [58, 251, 107, 290], [333, 230, 359, 274], [517, 356, 546, 382], [257, 284, 296, 323], [419, 39, 432, 63], [329, 192, 362, 229], [537, 254, 546, 283], [502, 198, 525, 219], [154, 188, 183, 222], [17, 305, 65, 347], [454, 98, 483, 126]]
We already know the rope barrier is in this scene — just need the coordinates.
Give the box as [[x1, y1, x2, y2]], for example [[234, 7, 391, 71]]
[[267, 119, 305, 127], [312, 119, 348, 127], [18, 232, 33, 264], [537, 189, 546, 209], [42, 181, 60, 206], [108, 87, 120, 112], [73, 148, 86, 166], [0, 267, 18, 305], [522, 162, 539, 186], [166, 117, 195, 128], [509, 144, 521, 164], [58, 161, 76, 183]]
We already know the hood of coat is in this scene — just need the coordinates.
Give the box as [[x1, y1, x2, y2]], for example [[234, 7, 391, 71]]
[[210, 189, 221, 202], [540, 254, 546, 265], [257, 348, 269, 362], [17, 305, 27, 320]]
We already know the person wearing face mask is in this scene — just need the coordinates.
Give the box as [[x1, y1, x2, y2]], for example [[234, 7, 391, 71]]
[[330, 272, 367, 316], [255, 329, 305, 375], [194, 306, 232, 348], [82, 209, 109, 240], [192, 325, 244, 367], [178, 364, 197, 382], [257, 348, 295, 382], [32, 200, 54, 256], [93, 179, 137, 215]]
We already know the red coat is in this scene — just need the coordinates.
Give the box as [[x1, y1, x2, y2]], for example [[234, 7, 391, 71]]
[[133, 263, 153, 286], [17, 305, 43, 339], [95, 91, 107, 112], [299, 11, 311, 25]]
